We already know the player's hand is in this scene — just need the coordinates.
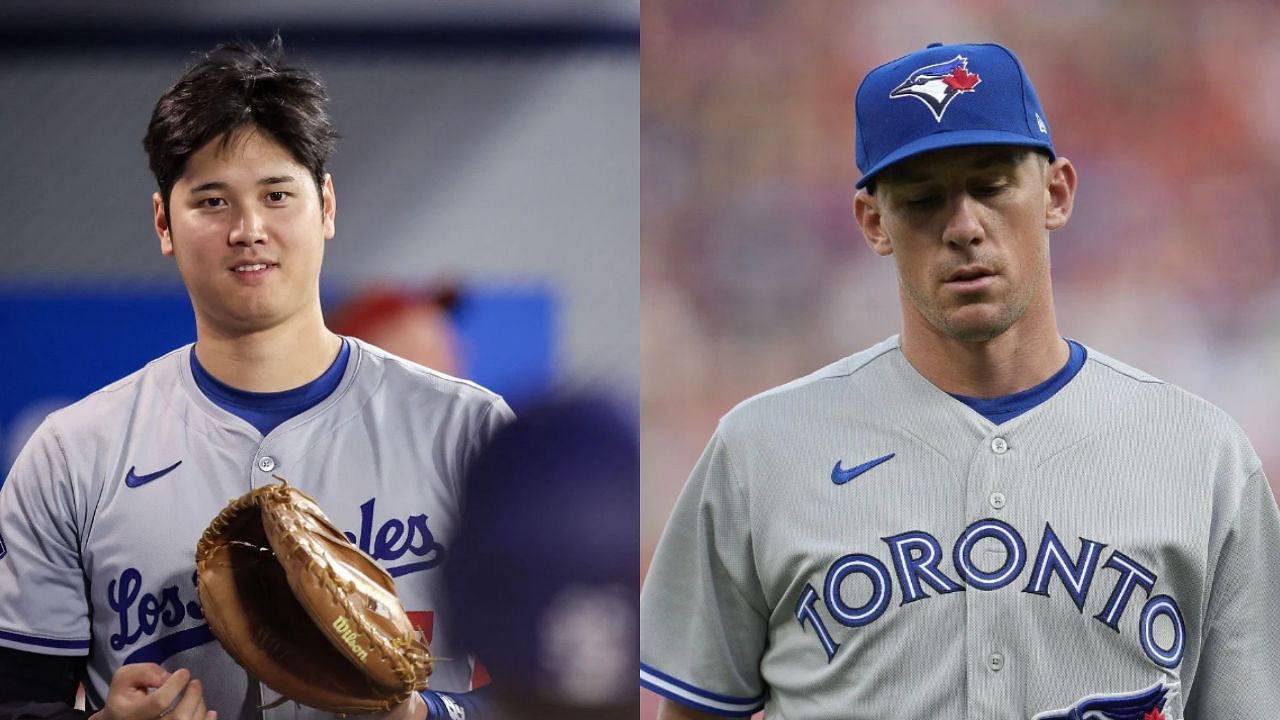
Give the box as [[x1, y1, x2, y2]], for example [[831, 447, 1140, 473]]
[[368, 692, 427, 720], [89, 664, 217, 720]]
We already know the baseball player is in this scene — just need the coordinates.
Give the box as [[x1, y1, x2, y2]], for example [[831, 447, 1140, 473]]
[[0, 38, 511, 720], [640, 42, 1280, 719]]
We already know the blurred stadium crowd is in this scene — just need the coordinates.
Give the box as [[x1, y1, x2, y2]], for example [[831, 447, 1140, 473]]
[[640, 0, 1280, 652]]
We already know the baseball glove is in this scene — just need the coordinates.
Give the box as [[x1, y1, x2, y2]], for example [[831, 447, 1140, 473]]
[[195, 478, 432, 714]]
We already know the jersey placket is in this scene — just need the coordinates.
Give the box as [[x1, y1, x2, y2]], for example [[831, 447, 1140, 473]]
[[964, 429, 1022, 719]]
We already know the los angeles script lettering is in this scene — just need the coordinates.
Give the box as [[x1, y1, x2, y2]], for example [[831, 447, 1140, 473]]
[[109, 498, 442, 652], [343, 498, 445, 566]]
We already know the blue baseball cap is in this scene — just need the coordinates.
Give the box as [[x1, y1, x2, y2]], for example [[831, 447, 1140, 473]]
[[854, 42, 1055, 189]]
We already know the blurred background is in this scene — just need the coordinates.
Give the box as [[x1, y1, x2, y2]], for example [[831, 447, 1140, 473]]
[[642, 1, 1280, 716], [0, 0, 639, 475]]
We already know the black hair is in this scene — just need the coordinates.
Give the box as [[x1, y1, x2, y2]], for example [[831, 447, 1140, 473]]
[[143, 35, 339, 216]]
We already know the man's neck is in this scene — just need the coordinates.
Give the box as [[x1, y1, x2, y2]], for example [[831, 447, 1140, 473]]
[[899, 301, 1069, 399], [192, 311, 342, 393]]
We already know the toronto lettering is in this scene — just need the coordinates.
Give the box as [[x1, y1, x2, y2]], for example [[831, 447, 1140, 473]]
[[794, 520, 1185, 669]]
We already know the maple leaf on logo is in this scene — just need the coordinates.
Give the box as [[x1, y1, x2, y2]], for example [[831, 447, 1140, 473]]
[[943, 67, 980, 91], [1141, 708, 1166, 720]]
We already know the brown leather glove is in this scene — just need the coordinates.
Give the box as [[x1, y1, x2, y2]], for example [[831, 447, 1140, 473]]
[[195, 479, 432, 714]]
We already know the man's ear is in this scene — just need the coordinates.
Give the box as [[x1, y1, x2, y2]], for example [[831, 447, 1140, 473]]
[[321, 174, 336, 241], [854, 188, 893, 256], [154, 192, 174, 256], [1044, 157, 1076, 231]]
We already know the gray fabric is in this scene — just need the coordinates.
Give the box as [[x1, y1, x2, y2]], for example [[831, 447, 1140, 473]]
[[0, 338, 512, 719], [641, 335, 1280, 719]]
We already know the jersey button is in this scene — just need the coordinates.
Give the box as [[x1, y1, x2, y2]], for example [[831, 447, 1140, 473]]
[[257, 456, 277, 472], [989, 492, 1006, 510], [991, 437, 1009, 454], [987, 652, 1004, 672]]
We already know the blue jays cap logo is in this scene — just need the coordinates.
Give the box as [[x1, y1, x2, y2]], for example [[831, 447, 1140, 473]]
[[1033, 681, 1173, 720], [889, 54, 981, 122]]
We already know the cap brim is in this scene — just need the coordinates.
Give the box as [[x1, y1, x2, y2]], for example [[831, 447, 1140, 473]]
[[855, 130, 1055, 189]]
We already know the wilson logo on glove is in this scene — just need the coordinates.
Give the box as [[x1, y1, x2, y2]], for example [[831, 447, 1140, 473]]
[[333, 616, 372, 662]]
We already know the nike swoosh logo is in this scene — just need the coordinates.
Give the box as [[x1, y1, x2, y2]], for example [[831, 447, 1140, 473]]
[[831, 453, 895, 485], [124, 460, 183, 488]]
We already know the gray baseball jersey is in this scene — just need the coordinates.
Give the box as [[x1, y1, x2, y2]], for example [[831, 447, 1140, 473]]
[[640, 335, 1280, 719], [0, 337, 512, 719]]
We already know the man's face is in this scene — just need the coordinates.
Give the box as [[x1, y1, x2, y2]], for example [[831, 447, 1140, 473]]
[[154, 125, 336, 337], [855, 146, 1074, 343]]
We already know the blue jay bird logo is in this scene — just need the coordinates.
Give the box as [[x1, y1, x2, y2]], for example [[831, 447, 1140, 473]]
[[889, 55, 982, 122], [1033, 681, 1172, 720]]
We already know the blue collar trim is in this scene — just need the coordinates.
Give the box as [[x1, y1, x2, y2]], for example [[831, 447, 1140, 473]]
[[949, 340, 1086, 425], [190, 338, 350, 434]]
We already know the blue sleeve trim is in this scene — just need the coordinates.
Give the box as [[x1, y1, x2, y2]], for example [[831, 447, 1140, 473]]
[[420, 691, 449, 719], [0, 629, 90, 650], [640, 663, 766, 716], [422, 689, 486, 719]]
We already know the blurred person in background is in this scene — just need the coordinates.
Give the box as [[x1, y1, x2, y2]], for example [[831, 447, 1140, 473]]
[[445, 396, 639, 720], [641, 41, 1280, 719], [329, 283, 466, 378]]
